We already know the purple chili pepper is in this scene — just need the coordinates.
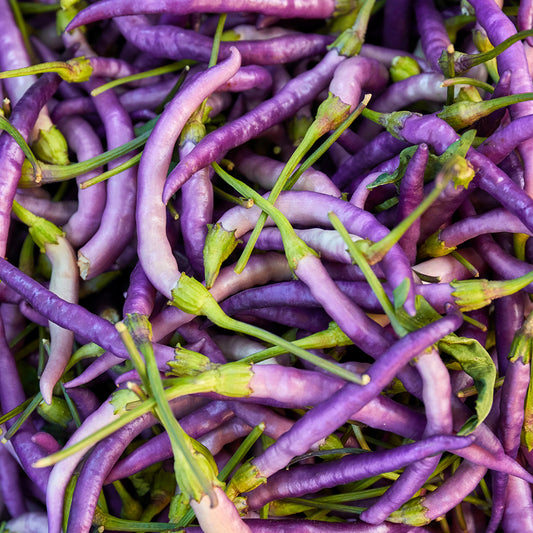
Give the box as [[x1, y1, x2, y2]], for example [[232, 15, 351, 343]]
[[68, 0, 343, 27], [0, 316, 51, 494], [0, 444, 27, 517], [58, 116, 106, 248], [136, 47, 242, 298], [231, 311, 462, 492], [76, 78, 137, 279], [162, 47, 346, 203], [469, 0, 533, 196], [245, 434, 474, 510], [112, 15, 332, 65], [415, 0, 451, 73], [0, 73, 61, 260], [65, 396, 204, 533], [397, 143, 429, 264]]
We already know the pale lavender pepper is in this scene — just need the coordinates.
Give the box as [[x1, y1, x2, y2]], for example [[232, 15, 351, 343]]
[[136, 47, 242, 299], [58, 116, 107, 248], [162, 47, 346, 203], [76, 77, 137, 279]]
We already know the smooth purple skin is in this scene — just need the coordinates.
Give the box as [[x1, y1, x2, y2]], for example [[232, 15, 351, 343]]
[[250, 311, 462, 480], [397, 143, 428, 264], [401, 461, 487, 525], [123, 261, 157, 317], [0, 444, 27, 517], [46, 393, 131, 533], [415, 0, 451, 73], [179, 140, 214, 275], [328, 55, 389, 111], [502, 475, 533, 532], [105, 400, 230, 484], [0, 73, 61, 260], [469, 0, 533, 196], [0, 0, 42, 105], [487, 470, 508, 533], [13, 192, 77, 226], [215, 191, 416, 314], [474, 233, 533, 291], [494, 294, 524, 375], [519, 0, 533, 46], [0, 256, 144, 361], [499, 355, 530, 459], [434, 208, 531, 250], [235, 305, 331, 332], [114, 15, 332, 66], [68, 0, 337, 28], [5, 512, 50, 533], [220, 279, 455, 316], [361, 348, 452, 524], [332, 132, 409, 190], [65, 396, 203, 533], [58, 116, 106, 248], [357, 73, 447, 139], [245, 434, 474, 510], [0, 315, 51, 495], [77, 77, 137, 280], [233, 148, 341, 197], [40, 237, 79, 405], [64, 387, 101, 421], [136, 47, 241, 299], [383, 0, 413, 50], [162, 48, 345, 203], [207, 64, 273, 92], [294, 254, 392, 357]]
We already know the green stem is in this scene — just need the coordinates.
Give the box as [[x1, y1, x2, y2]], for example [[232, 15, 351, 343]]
[[240, 322, 352, 364], [0, 57, 92, 83], [441, 76, 494, 94], [90, 61, 190, 96], [81, 151, 142, 188], [219, 423, 264, 482], [19, 129, 151, 186], [2, 392, 42, 441]]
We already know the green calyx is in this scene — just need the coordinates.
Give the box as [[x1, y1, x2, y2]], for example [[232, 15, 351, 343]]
[[167, 346, 217, 377], [450, 269, 533, 312], [509, 311, 533, 365], [333, 0, 359, 17], [314, 93, 353, 134], [203, 223, 240, 289], [0, 57, 92, 84], [390, 56, 421, 82], [36, 396, 71, 428], [226, 461, 266, 501], [32, 125, 70, 166], [437, 92, 533, 131], [171, 273, 219, 317], [361, 109, 414, 139], [418, 231, 457, 259], [329, 0, 375, 57], [11, 200, 64, 252]]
